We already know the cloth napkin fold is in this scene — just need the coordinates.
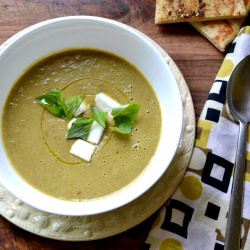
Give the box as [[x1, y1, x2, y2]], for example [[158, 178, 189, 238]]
[[145, 26, 250, 250]]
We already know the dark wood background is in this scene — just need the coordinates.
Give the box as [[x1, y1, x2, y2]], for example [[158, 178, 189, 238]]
[[0, 1, 249, 249]]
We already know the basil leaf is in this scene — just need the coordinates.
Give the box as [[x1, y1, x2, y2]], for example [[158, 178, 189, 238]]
[[35, 88, 67, 119], [91, 106, 106, 128], [66, 117, 94, 140], [111, 104, 140, 134], [64, 95, 85, 119]]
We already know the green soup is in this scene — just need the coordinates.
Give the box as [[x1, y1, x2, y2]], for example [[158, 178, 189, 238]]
[[2, 49, 161, 200]]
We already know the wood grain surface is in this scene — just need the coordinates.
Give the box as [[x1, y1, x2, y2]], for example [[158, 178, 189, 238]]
[[0, 1, 249, 249]]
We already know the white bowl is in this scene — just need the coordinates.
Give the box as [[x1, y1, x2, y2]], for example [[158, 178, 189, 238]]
[[0, 16, 183, 216]]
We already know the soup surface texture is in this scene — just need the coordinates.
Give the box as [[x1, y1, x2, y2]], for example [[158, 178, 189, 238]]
[[2, 49, 161, 200]]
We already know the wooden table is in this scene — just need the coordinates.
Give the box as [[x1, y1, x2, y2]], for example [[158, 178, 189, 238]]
[[0, 1, 249, 249]]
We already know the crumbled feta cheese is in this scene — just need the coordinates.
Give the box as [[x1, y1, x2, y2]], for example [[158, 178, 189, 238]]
[[74, 100, 87, 117], [95, 93, 120, 116], [70, 139, 96, 162], [88, 121, 104, 144], [68, 119, 104, 145], [68, 118, 76, 129]]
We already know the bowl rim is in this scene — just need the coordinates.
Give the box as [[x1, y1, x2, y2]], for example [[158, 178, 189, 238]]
[[0, 16, 184, 216]]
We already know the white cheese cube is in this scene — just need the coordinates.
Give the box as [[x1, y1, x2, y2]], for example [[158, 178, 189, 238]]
[[68, 119, 104, 144], [68, 118, 76, 129], [87, 121, 104, 144], [70, 139, 96, 162], [95, 93, 120, 116], [74, 100, 87, 117]]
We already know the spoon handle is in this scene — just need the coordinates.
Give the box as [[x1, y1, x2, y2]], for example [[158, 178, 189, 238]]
[[224, 121, 247, 250]]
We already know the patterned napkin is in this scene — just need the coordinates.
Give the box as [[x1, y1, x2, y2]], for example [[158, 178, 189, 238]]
[[145, 26, 250, 250]]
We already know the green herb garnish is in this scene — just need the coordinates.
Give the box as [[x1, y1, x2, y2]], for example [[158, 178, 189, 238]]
[[35, 88, 67, 119], [35, 89, 84, 121], [66, 117, 94, 140], [36, 89, 140, 140], [91, 106, 107, 128], [110, 104, 140, 134]]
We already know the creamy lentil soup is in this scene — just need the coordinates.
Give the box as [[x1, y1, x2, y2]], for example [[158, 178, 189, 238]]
[[2, 49, 161, 200]]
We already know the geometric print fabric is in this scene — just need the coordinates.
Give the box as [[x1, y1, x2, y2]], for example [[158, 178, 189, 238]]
[[202, 152, 234, 193], [146, 27, 250, 250], [161, 199, 194, 238]]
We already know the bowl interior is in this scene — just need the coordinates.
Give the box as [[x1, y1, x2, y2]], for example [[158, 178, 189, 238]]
[[0, 16, 183, 216]]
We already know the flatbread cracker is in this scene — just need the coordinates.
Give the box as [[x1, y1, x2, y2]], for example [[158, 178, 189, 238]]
[[191, 19, 245, 51], [191, 0, 250, 51], [155, 0, 247, 24]]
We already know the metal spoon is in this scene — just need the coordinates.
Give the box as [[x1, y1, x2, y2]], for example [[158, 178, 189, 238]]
[[225, 55, 250, 250]]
